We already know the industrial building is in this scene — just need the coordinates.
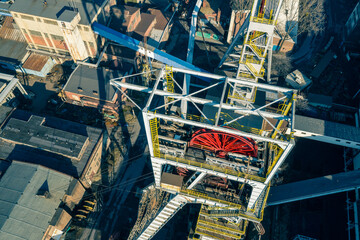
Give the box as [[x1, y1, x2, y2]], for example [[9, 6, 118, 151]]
[[109, 5, 172, 46], [62, 63, 134, 118], [0, 109, 105, 188], [0, 16, 56, 77], [0, 160, 86, 240], [0, 73, 28, 107], [2, 0, 115, 62]]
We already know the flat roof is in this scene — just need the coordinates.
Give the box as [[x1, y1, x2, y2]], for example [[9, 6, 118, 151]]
[[0, 115, 88, 159], [161, 172, 184, 187], [294, 115, 360, 143], [63, 64, 132, 102], [0, 109, 102, 178], [0, 161, 72, 240], [8, 0, 105, 25], [0, 39, 28, 65]]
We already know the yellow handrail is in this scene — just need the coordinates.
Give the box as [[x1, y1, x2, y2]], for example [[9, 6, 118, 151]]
[[250, 16, 276, 25], [165, 65, 174, 102], [150, 117, 160, 158]]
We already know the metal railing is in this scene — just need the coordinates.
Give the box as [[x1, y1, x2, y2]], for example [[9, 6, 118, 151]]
[[150, 117, 160, 158], [160, 153, 266, 182], [250, 16, 276, 25], [165, 65, 174, 102]]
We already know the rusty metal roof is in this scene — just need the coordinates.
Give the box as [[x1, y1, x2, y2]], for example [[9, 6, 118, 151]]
[[22, 53, 49, 72], [0, 16, 26, 42]]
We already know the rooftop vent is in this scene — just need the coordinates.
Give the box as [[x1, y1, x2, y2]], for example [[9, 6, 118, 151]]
[[37, 180, 51, 199]]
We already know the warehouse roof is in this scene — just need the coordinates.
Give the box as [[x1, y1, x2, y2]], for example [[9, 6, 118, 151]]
[[0, 109, 102, 178], [0, 161, 72, 240], [0, 115, 89, 159]]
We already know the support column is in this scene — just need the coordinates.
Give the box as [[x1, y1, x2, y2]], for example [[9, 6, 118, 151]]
[[188, 172, 207, 189], [15, 82, 29, 98], [151, 157, 162, 188], [355, 188, 359, 240], [227, 10, 236, 44], [265, 140, 295, 185], [247, 182, 266, 209], [267, 35, 273, 82]]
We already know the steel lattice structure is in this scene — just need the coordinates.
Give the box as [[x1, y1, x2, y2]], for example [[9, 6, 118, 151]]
[[109, 0, 297, 239]]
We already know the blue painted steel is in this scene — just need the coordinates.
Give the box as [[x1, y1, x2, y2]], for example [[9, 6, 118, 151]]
[[92, 22, 210, 82], [0, 9, 12, 17]]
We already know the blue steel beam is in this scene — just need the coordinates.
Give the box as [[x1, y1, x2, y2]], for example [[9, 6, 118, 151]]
[[267, 170, 360, 206], [92, 22, 210, 82]]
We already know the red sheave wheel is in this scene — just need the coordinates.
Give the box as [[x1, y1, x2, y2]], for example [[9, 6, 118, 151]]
[[189, 129, 257, 158]]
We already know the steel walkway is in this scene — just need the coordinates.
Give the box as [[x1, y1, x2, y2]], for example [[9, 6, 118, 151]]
[[267, 170, 360, 206], [289, 115, 360, 149]]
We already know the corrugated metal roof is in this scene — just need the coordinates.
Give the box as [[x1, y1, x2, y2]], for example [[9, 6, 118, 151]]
[[0, 16, 26, 42], [0, 161, 72, 240], [22, 53, 50, 72]]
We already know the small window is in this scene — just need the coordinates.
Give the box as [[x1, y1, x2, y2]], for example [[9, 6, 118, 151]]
[[20, 15, 34, 21], [13, 13, 18, 18], [88, 41, 94, 48], [78, 25, 82, 31], [77, 87, 83, 92], [44, 19, 58, 25], [84, 27, 89, 32], [43, 33, 49, 38], [37, 18, 42, 22], [51, 34, 64, 41], [29, 30, 42, 36], [93, 90, 98, 95]]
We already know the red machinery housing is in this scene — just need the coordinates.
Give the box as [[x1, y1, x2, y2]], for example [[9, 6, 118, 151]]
[[189, 129, 258, 158]]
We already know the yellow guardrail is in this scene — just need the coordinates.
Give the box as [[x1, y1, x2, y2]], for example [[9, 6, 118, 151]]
[[181, 189, 243, 207], [165, 65, 174, 102], [161, 154, 266, 182], [250, 16, 276, 25], [150, 117, 160, 158], [198, 219, 245, 234], [196, 225, 242, 239], [227, 87, 256, 104], [245, 40, 267, 58], [241, 61, 265, 78]]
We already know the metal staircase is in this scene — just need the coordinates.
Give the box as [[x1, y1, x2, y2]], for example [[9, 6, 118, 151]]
[[136, 195, 185, 240], [219, 0, 284, 104]]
